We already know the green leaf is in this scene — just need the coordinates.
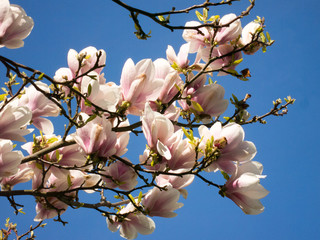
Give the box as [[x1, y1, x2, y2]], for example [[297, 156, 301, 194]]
[[221, 171, 230, 180], [87, 84, 92, 96], [67, 175, 72, 187], [138, 191, 143, 203], [266, 32, 271, 42], [86, 114, 97, 123], [182, 127, 191, 139], [17, 208, 26, 214], [232, 58, 243, 65], [191, 100, 204, 112], [226, 69, 239, 76], [114, 195, 121, 199], [262, 46, 267, 53], [157, 15, 165, 22], [195, 11, 203, 22], [84, 99, 92, 107], [260, 32, 266, 43], [0, 94, 7, 101], [55, 150, 61, 162], [38, 72, 44, 80], [232, 94, 239, 102], [203, 8, 208, 20], [128, 194, 135, 203], [47, 137, 59, 144]]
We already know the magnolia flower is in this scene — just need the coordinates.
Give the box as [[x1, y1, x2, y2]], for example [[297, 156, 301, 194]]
[[80, 73, 121, 114], [0, 139, 23, 178], [215, 13, 242, 45], [68, 46, 106, 76], [0, 1, 34, 49], [156, 169, 195, 199], [142, 185, 183, 218], [165, 130, 197, 171], [222, 161, 269, 215], [239, 21, 262, 55], [101, 159, 138, 191], [199, 122, 256, 174], [179, 83, 229, 121], [120, 58, 163, 115], [107, 203, 155, 240], [1, 163, 33, 190], [22, 134, 86, 168], [182, 21, 211, 53], [18, 82, 60, 135], [153, 58, 182, 104], [113, 119, 130, 157], [34, 196, 68, 222], [69, 170, 101, 193], [53, 67, 74, 95], [141, 103, 174, 160], [0, 103, 32, 142], [74, 114, 117, 158], [200, 44, 242, 76], [34, 168, 92, 221], [166, 43, 190, 70]]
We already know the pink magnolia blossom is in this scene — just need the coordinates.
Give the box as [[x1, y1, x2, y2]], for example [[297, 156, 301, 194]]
[[120, 58, 163, 115], [113, 119, 130, 157], [139, 129, 196, 171], [166, 43, 190, 70], [74, 114, 117, 158], [142, 185, 183, 218], [239, 21, 262, 55], [107, 203, 155, 240], [34, 195, 68, 222], [156, 169, 195, 199], [141, 103, 174, 160], [80, 73, 121, 114], [34, 168, 87, 221], [179, 83, 229, 121], [18, 82, 60, 135], [67, 46, 106, 76], [182, 21, 211, 53], [0, 139, 23, 178], [0, 103, 32, 142], [199, 122, 256, 174], [184, 73, 207, 94], [0, 1, 34, 49], [0, 163, 33, 190], [68, 170, 101, 193], [153, 58, 182, 104], [22, 135, 86, 168], [166, 130, 197, 171], [101, 159, 137, 191], [222, 161, 269, 215], [200, 44, 242, 76], [215, 13, 242, 45]]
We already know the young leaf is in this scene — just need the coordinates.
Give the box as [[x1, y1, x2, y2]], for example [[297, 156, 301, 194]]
[[67, 175, 72, 187], [195, 11, 203, 22], [191, 100, 204, 112]]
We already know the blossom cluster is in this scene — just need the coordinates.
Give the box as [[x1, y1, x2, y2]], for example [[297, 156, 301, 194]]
[[0, 2, 272, 240]]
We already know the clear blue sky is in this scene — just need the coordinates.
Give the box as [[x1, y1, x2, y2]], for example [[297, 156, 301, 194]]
[[1, 0, 319, 239]]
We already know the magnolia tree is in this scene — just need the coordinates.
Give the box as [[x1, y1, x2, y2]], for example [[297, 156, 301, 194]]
[[0, 0, 294, 239]]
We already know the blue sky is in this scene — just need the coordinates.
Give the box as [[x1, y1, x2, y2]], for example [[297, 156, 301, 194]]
[[0, 0, 319, 239]]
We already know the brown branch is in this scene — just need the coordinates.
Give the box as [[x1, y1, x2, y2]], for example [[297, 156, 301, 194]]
[[112, 0, 255, 35]]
